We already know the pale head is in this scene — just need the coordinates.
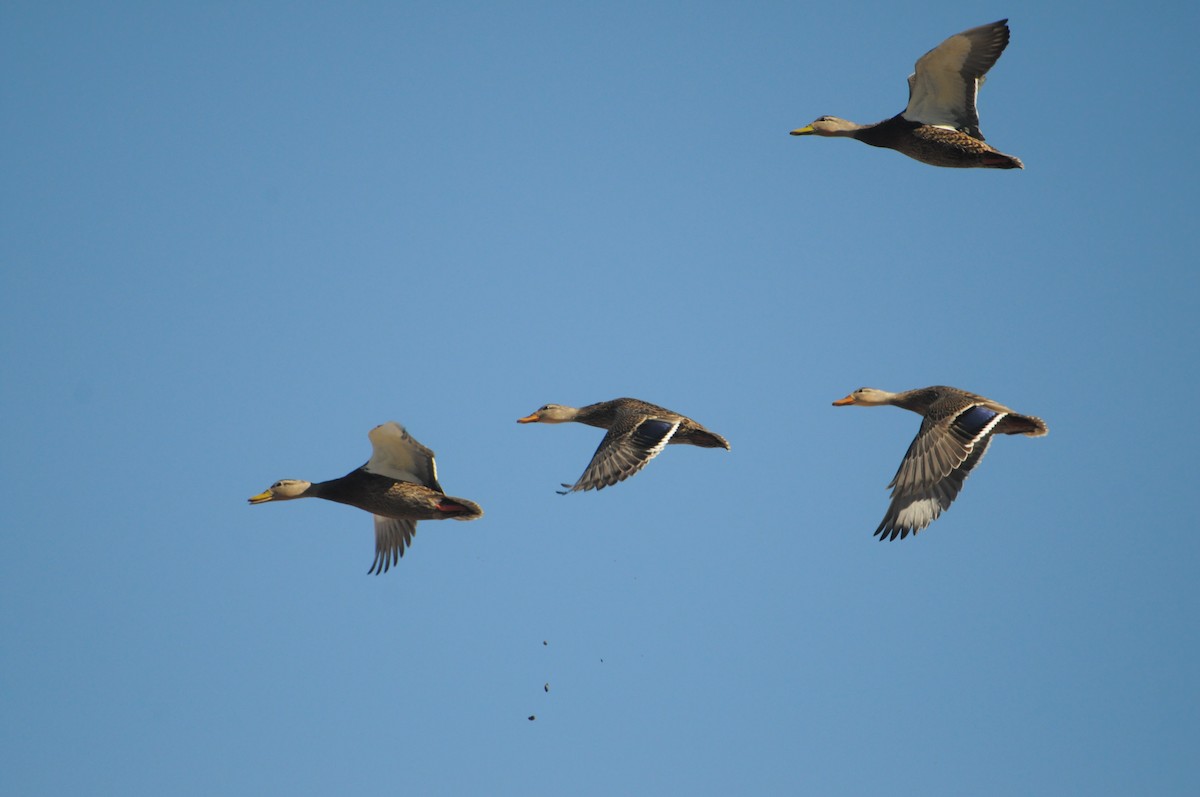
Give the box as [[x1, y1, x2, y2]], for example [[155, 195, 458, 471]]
[[790, 116, 863, 137], [516, 404, 578, 424], [247, 479, 312, 503], [832, 387, 897, 407]]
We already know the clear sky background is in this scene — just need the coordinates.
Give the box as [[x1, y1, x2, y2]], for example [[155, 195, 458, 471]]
[[3, 1, 1198, 794]]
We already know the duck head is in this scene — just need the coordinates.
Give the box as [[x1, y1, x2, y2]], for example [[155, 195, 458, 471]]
[[832, 388, 897, 406], [517, 404, 578, 424], [248, 479, 313, 503], [791, 116, 863, 137]]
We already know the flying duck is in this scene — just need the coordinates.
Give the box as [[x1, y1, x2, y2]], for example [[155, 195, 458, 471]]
[[248, 422, 483, 573], [791, 20, 1023, 168], [517, 398, 729, 493], [833, 386, 1046, 539]]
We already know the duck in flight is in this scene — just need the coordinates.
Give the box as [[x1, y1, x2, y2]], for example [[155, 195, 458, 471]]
[[832, 386, 1046, 539], [791, 20, 1023, 168], [517, 398, 729, 493], [248, 422, 483, 573]]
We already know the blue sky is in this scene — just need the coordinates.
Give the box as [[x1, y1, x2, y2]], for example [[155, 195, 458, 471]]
[[2, 1, 1197, 794]]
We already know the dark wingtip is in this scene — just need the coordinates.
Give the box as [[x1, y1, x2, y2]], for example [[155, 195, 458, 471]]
[[874, 524, 906, 541], [367, 551, 394, 575]]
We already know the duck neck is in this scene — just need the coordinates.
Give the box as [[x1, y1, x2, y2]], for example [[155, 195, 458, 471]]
[[300, 481, 327, 499], [850, 115, 913, 147], [574, 402, 619, 429], [889, 388, 939, 413]]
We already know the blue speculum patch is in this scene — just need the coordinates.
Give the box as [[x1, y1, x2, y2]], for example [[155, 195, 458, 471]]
[[634, 420, 675, 448], [956, 405, 997, 436]]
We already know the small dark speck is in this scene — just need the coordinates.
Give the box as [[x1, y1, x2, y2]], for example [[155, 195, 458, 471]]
[[544, 683, 549, 692], [528, 715, 536, 721], [542, 641, 548, 646]]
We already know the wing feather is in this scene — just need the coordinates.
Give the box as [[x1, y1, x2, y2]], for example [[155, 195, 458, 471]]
[[876, 435, 994, 540], [560, 418, 680, 493], [369, 515, 417, 574], [364, 421, 442, 491], [902, 20, 1010, 139], [876, 403, 1005, 539]]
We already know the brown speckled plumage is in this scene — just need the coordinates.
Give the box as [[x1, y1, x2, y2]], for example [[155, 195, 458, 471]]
[[518, 397, 729, 493], [791, 20, 1023, 169], [833, 386, 1046, 540], [248, 422, 483, 574]]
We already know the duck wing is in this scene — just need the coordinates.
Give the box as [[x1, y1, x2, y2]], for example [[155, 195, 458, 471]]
[[364, 421, 443, 491], [559, 418, 681, 493], [877, 403, 1006, 540], [369, 516, 417, 575], [902, 19, 1010, 139]]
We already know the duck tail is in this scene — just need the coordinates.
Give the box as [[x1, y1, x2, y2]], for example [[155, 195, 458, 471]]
[[997, 413, 1047, 437], [680, 428, 731, 450], [983, 152, 1024, 169], [437, 496, 484, 520]]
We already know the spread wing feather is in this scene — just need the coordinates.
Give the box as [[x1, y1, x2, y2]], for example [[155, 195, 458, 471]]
[[560, 418, 680, 493], [877, 403, 1005, 540], [364, 421, 443, 491], [902, 20, 1009, 139], [369, 516, 417, 574]]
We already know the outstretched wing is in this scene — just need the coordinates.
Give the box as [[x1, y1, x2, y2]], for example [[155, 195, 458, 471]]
[[902, 19, 1010, 139], [369, 515, 417, 575], [364, 421, 443, 491], [876, 403, 1005, 540], [560, 418, 680, 493]]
